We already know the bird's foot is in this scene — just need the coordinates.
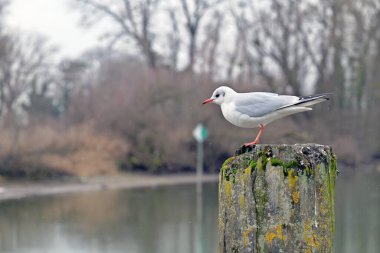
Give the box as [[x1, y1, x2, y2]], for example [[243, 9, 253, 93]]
[[243, 141, 258, 147], [235, 144, 255, 156]]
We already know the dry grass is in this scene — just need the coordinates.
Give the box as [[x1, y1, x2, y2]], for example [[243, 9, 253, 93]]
[[0, 123, 129, 177]]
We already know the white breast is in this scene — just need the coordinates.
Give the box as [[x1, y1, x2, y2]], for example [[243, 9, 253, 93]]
[[221, 103, 261, 128]]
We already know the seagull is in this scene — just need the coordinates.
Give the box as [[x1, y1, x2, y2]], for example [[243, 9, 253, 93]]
[[202, 86, 330, 146]]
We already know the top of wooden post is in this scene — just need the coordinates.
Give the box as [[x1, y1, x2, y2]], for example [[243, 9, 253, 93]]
[[235, 143, 331, 156], [219, 143, 338, 253]]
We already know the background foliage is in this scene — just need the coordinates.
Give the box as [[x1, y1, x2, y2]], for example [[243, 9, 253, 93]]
[[0, 0, 379, 177]]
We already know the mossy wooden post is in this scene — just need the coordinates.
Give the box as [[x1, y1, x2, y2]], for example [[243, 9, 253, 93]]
[[218, 144, 337, 253]]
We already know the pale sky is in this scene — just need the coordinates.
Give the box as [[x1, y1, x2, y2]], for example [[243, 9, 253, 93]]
[[6, 0, 103, 58]]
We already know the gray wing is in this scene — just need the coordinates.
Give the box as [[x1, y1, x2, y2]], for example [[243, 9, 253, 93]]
[[234, 92, 299, 117]]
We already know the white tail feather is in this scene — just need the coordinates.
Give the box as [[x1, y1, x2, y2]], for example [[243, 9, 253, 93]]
[[261, 107, 312, 125]]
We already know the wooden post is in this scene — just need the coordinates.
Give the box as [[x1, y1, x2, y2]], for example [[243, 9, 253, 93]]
[[218, 144, 337, 253]]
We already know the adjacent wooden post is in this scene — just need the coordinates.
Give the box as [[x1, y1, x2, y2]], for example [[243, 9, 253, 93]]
[[218, 144, 337, 253]]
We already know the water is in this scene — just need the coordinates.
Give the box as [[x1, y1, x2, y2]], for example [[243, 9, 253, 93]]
[[0, 173, 379, 253], [334, 173, 380, 253]]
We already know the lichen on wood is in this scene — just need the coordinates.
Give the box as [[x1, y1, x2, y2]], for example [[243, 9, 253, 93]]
[[218, 144, 337, 253]]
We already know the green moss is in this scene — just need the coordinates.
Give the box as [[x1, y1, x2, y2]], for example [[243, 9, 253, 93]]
[[267, 155, 313, 178], [284, 160, 300, 169], [222, 157, 235, 168], [328, 153, 338, 242], [255, 148, 272, 171], [270, 158, 283, 167], [261, 157, 268, 170], [231, 167, 238, 183], [222, 157, 240, 183], [224, 169, 230, 181], [257, 157, 264, 171], [330, 154, 338, 191], [283, 160, 300, 178], [252, 174, 268, 252], [256, 155, 268, 171], [249, 160, 257, 170], [223, 167, 229, 181], [283, 167, 289, 177], [222, 157, 235, 181], [242, 156, 254, 169], [305, 165, 311, 177]]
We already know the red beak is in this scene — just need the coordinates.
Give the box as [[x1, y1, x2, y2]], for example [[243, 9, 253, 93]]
[[202, 98, 214, 104]]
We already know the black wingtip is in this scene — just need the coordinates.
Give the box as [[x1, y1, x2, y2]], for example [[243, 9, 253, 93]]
[[299, 93, 333, 100]]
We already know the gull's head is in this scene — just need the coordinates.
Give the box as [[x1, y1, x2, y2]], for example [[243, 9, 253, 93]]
[[202, 86, 236, 105]]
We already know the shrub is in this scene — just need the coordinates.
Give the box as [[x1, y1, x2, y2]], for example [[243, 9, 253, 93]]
[[0, 123, 129, 178]]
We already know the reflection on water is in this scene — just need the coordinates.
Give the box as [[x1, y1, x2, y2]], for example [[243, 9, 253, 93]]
[[0, 183, 218, 253], [0, 173, 379, 253], [335, 173, 380, 253]]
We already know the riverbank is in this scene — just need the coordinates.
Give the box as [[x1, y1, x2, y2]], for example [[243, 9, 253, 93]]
[[0, 173, 219, 201]]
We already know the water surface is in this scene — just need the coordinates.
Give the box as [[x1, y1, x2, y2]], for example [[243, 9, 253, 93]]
[[0, 173, 379, 253]]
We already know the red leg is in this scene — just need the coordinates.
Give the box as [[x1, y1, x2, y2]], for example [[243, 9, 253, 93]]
[[244, 124, 265, 147]]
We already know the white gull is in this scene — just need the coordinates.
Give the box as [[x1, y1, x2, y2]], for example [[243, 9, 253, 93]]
[[203, 86, 329, 146]]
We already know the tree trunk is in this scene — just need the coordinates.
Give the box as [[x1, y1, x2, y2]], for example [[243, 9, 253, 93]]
[[218, 144, 337, 253]]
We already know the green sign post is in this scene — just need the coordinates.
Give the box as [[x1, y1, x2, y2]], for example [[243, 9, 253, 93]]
[[192, 123, 208, 253], [193, 123, 208, 181], [193, 123, 208, 143]]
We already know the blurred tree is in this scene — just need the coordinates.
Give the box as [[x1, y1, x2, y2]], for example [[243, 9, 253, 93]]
[[74, 0, 161, 68], [21, 79, 59, 123], [0, 35, 57, 124], [232, 0, 321, 94], [166, 9, 181, 71], [178, 0, 223, 72], [199, 10, 223, 77], [58, 59, 88, 115]]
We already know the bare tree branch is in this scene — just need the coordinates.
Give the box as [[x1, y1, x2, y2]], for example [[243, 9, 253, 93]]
[[74, 0, 160, 68]]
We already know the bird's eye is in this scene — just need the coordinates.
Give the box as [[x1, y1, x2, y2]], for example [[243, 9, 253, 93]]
[[216, 94, 220, 98]]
